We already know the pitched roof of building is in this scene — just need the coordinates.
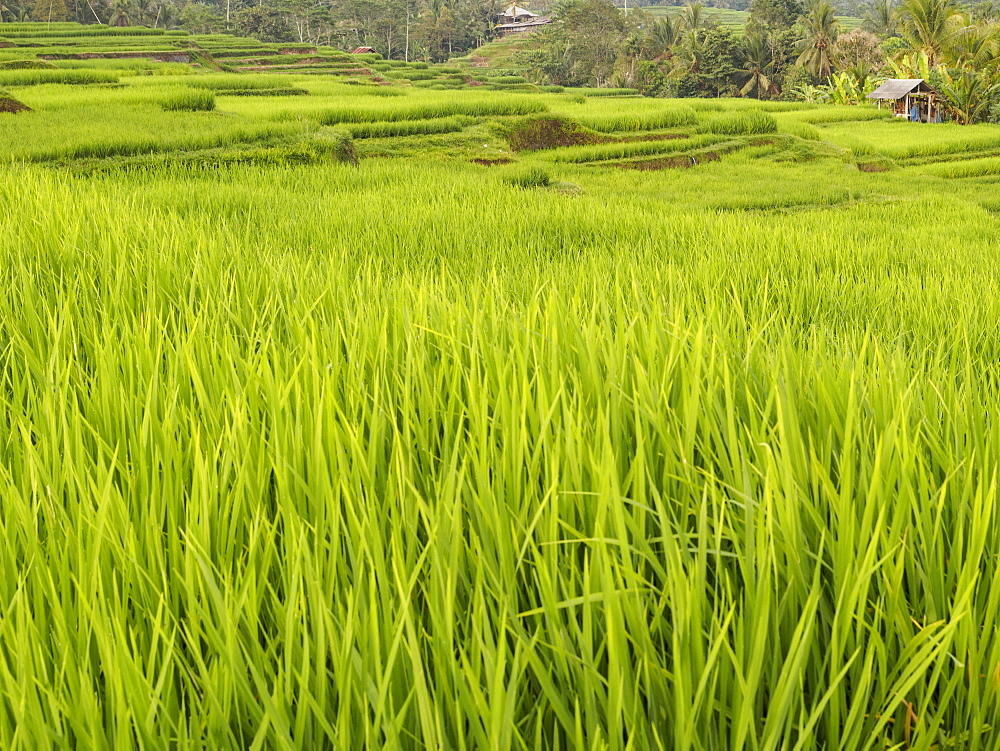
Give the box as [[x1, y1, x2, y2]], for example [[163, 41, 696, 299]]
[[497, 17, 551, 29], [867, 79, 928, 100], [501, 4, 538, 17]]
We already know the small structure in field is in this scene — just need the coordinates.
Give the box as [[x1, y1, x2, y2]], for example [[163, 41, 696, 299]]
[[350, 46, 376, 54], [867, 79, 941, 122], [496, 3, 552, 36]]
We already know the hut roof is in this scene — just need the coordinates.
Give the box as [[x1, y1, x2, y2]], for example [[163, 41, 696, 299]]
[[867, 79, 929, 100], [497, 17, 551, 29], [501, 4, 538, 17]]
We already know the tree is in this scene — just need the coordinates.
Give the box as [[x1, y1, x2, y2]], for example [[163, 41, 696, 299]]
[[748, 0, 803, 32], [680, 1, 716, 32], [646, 16, 683, 57], [740, 31, 776, 96], [796, 0, 839, 77], [636, 58, 670, 95], [180, 2, 224, 33], [29, 0, 71, 21], [699, 27, 741, 94], [830, 28, 884, 70], [234, 5, 292, 41], [898, 0, 957, 65], [552, 0, 629, 87], [946, 19, 999, 68], [862, 0, 898, 36]]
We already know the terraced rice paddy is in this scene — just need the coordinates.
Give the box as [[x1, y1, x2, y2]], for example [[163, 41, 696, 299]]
[[4, 21, 1000, 751]]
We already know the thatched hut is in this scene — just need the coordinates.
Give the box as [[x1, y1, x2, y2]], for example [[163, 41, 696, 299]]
[[866, 79, 942, 123]]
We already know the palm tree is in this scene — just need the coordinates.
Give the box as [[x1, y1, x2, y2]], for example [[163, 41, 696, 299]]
[[898, 0, 958, 65], [796, 1, 839, 77], [944, 17, 999, 67], [109, 0, 129, 25], [740, 33, 776, 98], [680, 2, 716, 33], [862, 0, 899, 36], [646, 16, 683, 57]]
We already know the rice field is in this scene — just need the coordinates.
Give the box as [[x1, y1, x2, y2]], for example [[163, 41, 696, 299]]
[[5, 21, 1000, 751]]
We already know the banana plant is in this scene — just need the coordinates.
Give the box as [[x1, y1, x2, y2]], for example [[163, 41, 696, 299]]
[[936, 67, 1000, 123]]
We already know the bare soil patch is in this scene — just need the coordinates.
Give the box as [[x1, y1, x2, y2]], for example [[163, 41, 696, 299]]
[[0, 97, 31, 114], [615, 151, 720, 171], [471, 158, 513, 166]]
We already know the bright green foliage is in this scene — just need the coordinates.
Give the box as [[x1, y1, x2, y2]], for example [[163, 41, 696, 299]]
[[4, 23, 1000, 749]]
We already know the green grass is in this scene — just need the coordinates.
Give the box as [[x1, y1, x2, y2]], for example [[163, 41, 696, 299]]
[[4, 21, 1000, 751]]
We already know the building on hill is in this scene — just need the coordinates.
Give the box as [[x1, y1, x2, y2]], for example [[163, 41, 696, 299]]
[[867, 79, 942, 123], [496, 3, 552, 36], [350, 47, 376, 54]]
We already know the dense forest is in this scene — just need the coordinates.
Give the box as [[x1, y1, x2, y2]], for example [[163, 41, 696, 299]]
[[511, 0, 1000, 123]]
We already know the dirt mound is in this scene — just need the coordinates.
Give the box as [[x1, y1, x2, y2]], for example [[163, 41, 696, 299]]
[[505, 117, 606, 152], [615, 152, 720, 171], [471, 158, 513, 166], [0, 97, 31, 114]]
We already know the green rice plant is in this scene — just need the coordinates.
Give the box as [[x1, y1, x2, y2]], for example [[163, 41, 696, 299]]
[[503, 163, 554, 187], [780, 121, 822, 140], [174, 74, 297, 92], [780, 105, 894, 124], [916, 156, 1000, 178], [342, 115, 473, 138], [158, 87, 216, 111], [0, 68, 118, 86], [308, 95, 547, 125], [545, 133, 724, 163], [576, 87, 640, 96], [5, 71, 1000, 751], [821, 120, 1000, 160], [576, 106, 697, 132], [698, 109, 778, 135]]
